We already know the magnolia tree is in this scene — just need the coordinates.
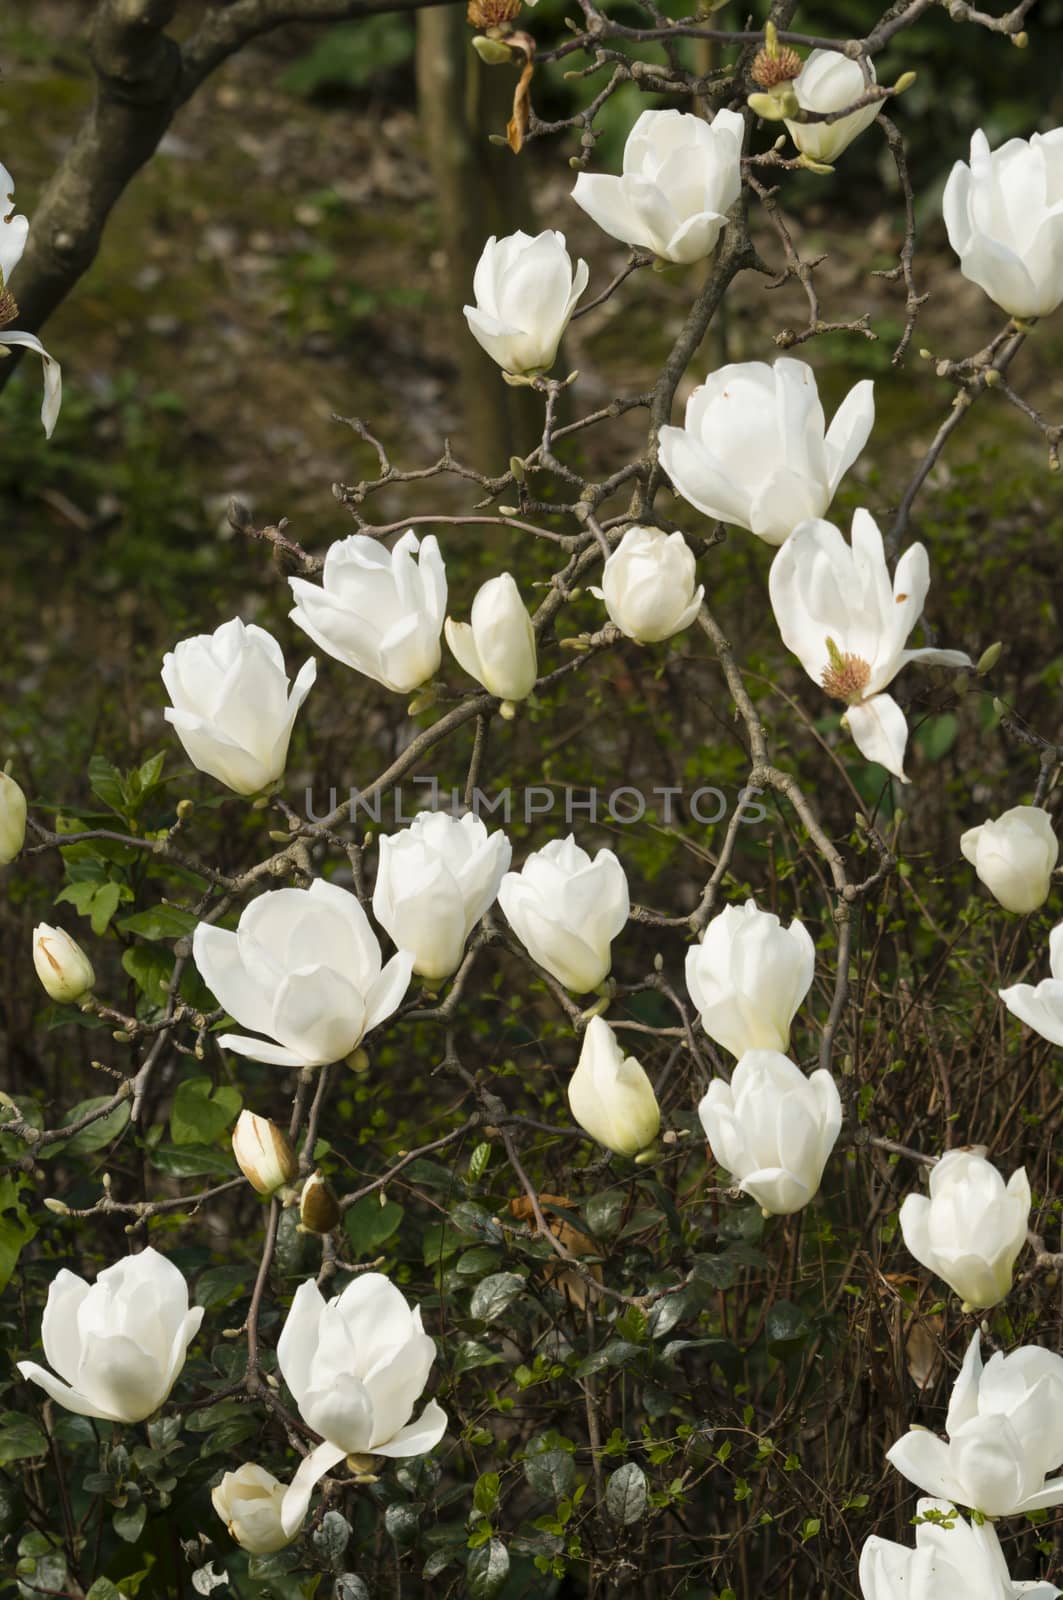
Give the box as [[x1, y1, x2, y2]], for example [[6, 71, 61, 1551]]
[[2, 0, 1063, 1596]]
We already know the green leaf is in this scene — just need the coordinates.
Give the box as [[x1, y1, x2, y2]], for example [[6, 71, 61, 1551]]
[[765, 1301, 810, 1359], [451, 1340, 504, 1377], [150, 1144, 236, 1179], [113, 1500, 147, 1542], [605, 1462, 647, 1526], [524, 1447, 575, 1500], [0, 1412, 46, 1465], [88, 755, 126, 816], [574, 1339, 643, 1378], [470, 1271, 526, 1324], [466, 1538, 509, 1600], [312, 1510, 351, 1566], [343, 1195, 403, 1257], [56, 1097, 131, 1157], [86, 1582, 125, 1600], [194, 1264, 253, 1311], [473, 1472, 500, 1516], [170, 1076, 241, 1147], [0, 1178, 37, 1292], [122, 945, 173, 1006], [118, 905, 198, 941]]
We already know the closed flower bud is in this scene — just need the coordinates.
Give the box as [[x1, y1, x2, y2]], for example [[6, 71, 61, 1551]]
[[212, 1462, 301, 1554], [591, 526, 703, 644], [232, 1111, 297, 1196], [783, 51, 881, 164], [299, 1170, 341, 1234], [944, 126, 1063, 319], [0, 772, 26, 864], [464, 230, 587, 376], [960, 805, 1057, 914], [699, 1050, 842, 1215], [899, 1148, 1029, 1309], [32, 924, 95, 1004], [445, 573, 538, 702], [568, 1016, 660, 1157]]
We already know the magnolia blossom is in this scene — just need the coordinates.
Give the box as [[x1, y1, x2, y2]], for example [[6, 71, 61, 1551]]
[[192, 879, 412, 1068], [961, 805, 1058, 914], [698, 1050, 842, 1215], [17, 1247, 202, 1422], [769, 509, 971, 782], [232, 1111, 298, 1195], [899, 1149, 1030, 1310], [592, 526, 703, 643], [685, 899, 815, 1059], [444, 573, 538, 704], [658, 359, 874, 546], [277, 1274, 447, 1537], [289, 531, 446, 695], [212, 1463, 301, 1554], [887, 1331, 1063, 1516], [161, 618, 316, 796], [859, 1497, 1060, 1600], [571, 108, 744, 264], [32, 924, 95, 1004], [944, 127, 1063, 320], [1001, 921, 1063, 1046], [784, 51, 881, 164], [568, 1016, 660, 1157], [498, 835, 630, 993], [373, 810, 511, 982], [463, 230, 588, 375], [0, 772, 26, 863], [0, 161, 61, 436]]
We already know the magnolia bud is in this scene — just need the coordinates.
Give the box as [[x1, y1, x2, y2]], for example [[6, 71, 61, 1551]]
[[0, 773, 27, 864], [471, 34, 515, 64], [976, 641, 1002, 675], [32, 924, 95, 1003], [232, 1111, 298, 1196], [299, 1170, 341, 1233]]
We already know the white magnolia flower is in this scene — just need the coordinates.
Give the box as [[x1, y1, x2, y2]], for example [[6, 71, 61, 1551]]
[[277, 1274, 447, 1538], [373, 811, 511, 982], [445, 572, 538, 704], [961, 805, 1058, 915], [859, 1497, 1060, 1600], [592, 525, 703, 643], [0, 161, 61, 436], [784, 51, 881, 164], [212, 1462, 302, 1554], [768, 508, 971, 782], [231, 1111, 298, 1196], [161, 618, 316, 796], [899, 1149, 1030, 1310], [289, 531, 447, 695], [658, 358, 874, 547], [571, 108, 744, 265], [887, 1331, 1063, 1516], [1001, 921, 1063, 1047], [463, 230, 588, 376], [568, 1016, 660, 1157], [944, 127, 1063, 320], [698, 1049, 842, 1215], [17, 1247, 203, 1422], [498, 835, 630, 993], [0, 772, 26, 863], [32, 924, 95, 1004], [685, 898, 815, 1059], [192, 879, 412, 1068]]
